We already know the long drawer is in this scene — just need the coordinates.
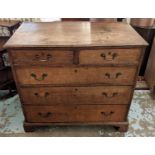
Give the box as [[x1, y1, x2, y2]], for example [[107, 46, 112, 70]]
[[24, 105, 128, 123], [15, 67, 137, 85], [20, 86, 132, 105], [79, 48, 141, 65]]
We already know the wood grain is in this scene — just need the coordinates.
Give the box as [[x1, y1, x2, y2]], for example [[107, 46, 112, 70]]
[[24, 105, 128, 123], [4, 22, 148, 48], [79, 48, 141, 65], [15, 66, 137, 85], [11, 49, 73, 65], [20, 86, 132, 105], [5, 22, 147, 132]]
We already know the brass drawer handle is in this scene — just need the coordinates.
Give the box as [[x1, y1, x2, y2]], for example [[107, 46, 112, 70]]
[[34, 92, 49, 98], [102, 92, 118, 98], [34, 54, 52, 62], [38, 112, 52, 118], [30, 73, 48, 81], [101, 111, 114, 116], [100, 52, 118, 61], [105, 72, 122, 79]]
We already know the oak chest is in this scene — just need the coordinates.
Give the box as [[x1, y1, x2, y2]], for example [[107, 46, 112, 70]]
[[4, 22, 147, 132]]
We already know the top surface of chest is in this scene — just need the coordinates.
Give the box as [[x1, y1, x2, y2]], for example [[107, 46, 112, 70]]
[[4, 22, 147, 48]]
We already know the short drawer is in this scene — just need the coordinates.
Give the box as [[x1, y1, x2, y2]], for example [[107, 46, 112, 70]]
[[24, 105, 128, 123], [21, 86, 132, 105], [15, 66, 137, 85], [79, 48, 141, 65], [10, 50, 73, 65]]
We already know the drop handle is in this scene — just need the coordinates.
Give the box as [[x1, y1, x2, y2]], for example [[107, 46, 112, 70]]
[[100, 52, 118, 61], [105, 72, 122, 79], [34, 92, 49, 98], [101, 111, 114, 116], [38, 112, 52, 118], [102, 92, 118, 98], [33, 54, 52, 62], [30, 73, 48, 81]]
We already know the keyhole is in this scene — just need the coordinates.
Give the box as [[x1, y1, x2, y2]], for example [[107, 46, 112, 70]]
[[74, 106, 78, 109], [74, 69, 78, 73], [74, 88, 78, 91], [108, 52, 111, 55]]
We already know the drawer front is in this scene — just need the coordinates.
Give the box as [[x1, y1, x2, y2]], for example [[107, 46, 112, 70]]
[[11, 50, 73, 65], [79, 48, 141, 65], [21, 86, 132, 105], [15, 67, 137, 85], [24, 105, 128, 123]]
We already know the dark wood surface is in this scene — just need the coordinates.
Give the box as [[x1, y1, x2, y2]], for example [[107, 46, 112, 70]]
[[23, 121, 129, 132], [145, 36, 155, 98], [5, 22, 147, 132], [0, 20, 20, 28], [0, 38, 13, 90], [5, 22, 147, 48], [132, 25, 155, 75], [0, 67, 13, 88], [0, 20, 20, 98]]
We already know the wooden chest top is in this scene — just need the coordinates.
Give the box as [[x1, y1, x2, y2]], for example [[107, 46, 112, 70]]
[[4, 22, 147, 48]]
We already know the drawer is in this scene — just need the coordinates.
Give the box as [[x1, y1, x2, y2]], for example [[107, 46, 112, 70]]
[[11, 50, 73, 65], [21, 86, 132, 105], [24, 105, 128, 123], [79, 48, 141, 65], [15, 67, 137, 85]]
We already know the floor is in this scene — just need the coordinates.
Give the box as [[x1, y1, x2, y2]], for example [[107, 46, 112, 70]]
[[0, 81, 155, 137]]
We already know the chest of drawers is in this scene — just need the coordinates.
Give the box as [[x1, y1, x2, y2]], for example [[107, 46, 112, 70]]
[[4, 22, 147, 132]]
